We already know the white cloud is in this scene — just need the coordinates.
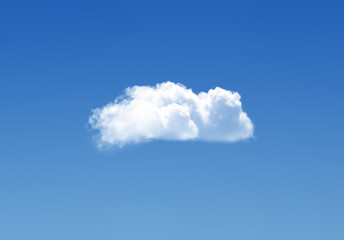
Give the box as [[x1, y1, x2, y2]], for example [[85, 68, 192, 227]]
[[89, 82, 254, 147]]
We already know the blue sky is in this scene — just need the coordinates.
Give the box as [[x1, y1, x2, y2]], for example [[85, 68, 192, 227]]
[[1, 0, 344, 239]]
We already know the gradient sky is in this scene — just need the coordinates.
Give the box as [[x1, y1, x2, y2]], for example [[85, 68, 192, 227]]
[[1, 1, 344, 239]]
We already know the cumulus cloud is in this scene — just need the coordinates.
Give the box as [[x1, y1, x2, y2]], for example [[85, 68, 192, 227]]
[[89, 82, 254, 147]]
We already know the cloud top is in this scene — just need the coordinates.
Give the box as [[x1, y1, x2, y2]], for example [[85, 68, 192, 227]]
[[89, 82, 254, 147]]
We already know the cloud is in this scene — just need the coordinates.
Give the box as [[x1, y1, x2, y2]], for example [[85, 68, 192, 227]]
[[89, 82, 254, 147]]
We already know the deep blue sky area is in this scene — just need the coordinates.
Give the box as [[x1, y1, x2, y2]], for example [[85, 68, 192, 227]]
[[1, 1, 344, 239]]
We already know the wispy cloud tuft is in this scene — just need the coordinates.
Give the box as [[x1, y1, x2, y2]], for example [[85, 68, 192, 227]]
[[89, 82, 254, 147]]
